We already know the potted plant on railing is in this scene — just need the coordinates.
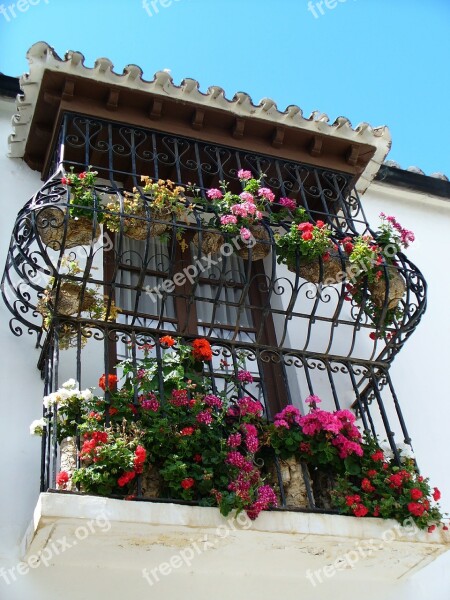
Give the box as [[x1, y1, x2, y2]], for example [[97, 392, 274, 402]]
[[342, 213, 414, 336], [37, 256, 120, 350], [36, 167, 102, 250], [200, 170, 275, 261], [274, 209, 343, 284], [331, 433, 444, 531], [268, 395, 363, 509], [103, 177, 188, 241]]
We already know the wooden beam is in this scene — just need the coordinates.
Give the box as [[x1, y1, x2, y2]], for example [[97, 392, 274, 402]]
[[272, 126, 285, 149], [232, 118, 245, 139], [191, 108, 205, 131], [309, 135, 323, 157], [148, 99, 164, 120], [106, 89, 120, 111], [346, 144, 360, 166]]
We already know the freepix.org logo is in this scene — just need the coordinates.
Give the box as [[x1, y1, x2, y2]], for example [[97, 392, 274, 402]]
[[142, 0, 182, 18], [307, 0, 357, 19], [0, 0, 50, 22]]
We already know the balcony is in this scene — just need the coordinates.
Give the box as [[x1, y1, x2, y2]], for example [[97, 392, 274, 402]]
[[21, 492, 450, 584], [3, 112, 447, 580]]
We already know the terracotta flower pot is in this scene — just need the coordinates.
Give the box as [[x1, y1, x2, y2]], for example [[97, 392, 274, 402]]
[[192, 230, 224, 255], [236, 224, 271, 261], [36, 207, 101, 250], [368, 267, 406, 309], [288, 249, 344, 284], [122, 206, 172, 240]]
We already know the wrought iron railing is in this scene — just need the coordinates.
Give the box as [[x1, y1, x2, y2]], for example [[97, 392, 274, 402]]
[[1, 111, 427, 511]]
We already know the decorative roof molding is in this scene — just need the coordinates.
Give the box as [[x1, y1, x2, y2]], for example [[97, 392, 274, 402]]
[[383, 160, 449, 182], [8, 42, 392, 193]]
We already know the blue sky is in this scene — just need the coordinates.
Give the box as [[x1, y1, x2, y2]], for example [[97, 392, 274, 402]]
[[0, 0, 449, 175]]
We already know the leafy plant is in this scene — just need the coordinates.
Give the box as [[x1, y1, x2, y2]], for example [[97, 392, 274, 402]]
[[269, 395, 363, 474], [104, 177, 188, 237], [199, 170, 275, 243], [341, 214, 414, 337], [61, 166, 102, 221], [275, 211, 334, 269], [37, 256, 120, 350], [331, 432, 443, 530]]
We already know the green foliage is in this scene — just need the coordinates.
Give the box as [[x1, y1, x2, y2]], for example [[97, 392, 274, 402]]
[[331, 433, 443, 530], [275, 218, 332, 269], [62, 166, 103, 221]]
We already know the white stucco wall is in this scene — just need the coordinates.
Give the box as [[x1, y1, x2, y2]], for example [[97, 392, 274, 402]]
[[0, 97, 449, 599], [363, 182, 450, 511], [0, 98, 45, 560]]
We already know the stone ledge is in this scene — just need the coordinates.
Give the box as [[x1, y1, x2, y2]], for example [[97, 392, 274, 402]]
[[20, 492, 450, 582]]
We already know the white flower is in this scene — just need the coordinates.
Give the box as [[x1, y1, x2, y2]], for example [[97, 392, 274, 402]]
[[43, 387, 74, 408], [62, 379, 79, 391], [380, 442, 395, 460], [396, 443, 416, 460], [43, 392, 58, 409], [80, 388, 93, 401], [30, 418, 46, 436]]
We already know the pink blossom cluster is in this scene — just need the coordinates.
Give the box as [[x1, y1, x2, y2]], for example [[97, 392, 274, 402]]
[[139, 393, 160, 412], [273, 405, 302, 428], [239, 227, 252, 241], [237, 370, 254, 383], [274, 397, 363, 459], [207, 188, 223, 200], [170, 389, 190, 407], [227, 433, 242, 448], [196, 409, 213, 425], [246, 485, 278, 520], [258, 188, 275, 202], [203, 394, 223, 409], [379, 212, 415, 248], [241, 423, 259, 452], [231, 200, 259, 218], [279, 197, 297, 211], [235, 396, 264, 417], [226, 451, 253, 472], [220, 214, 238, 225], [237, 169, 253, 180], [228, 472, 252, 502]]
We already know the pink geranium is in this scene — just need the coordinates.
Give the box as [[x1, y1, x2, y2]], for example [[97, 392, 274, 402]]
[[237, 169, 253, 180], [207, 188, 223, 200]]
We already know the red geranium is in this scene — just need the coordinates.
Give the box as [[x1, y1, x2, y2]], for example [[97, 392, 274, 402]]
[[133, 445, 147, 473], [371, 450, 384, 462], [99, 373, 118, 391], [118, 471, 136, 487], [361, 478, 375, 493], [160, 336, 176, 347], [56, 471, 69, 488], [191, 339, 213, 362], [408, 502, 426, 517], [181, 478, 195, 490], [353, 504, 369, 518], [410, 488, 423, 501], [181, 427, 195, 436], [433, 487, 441, 502]]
